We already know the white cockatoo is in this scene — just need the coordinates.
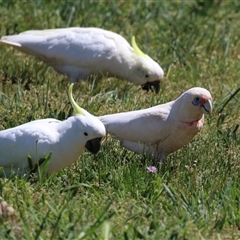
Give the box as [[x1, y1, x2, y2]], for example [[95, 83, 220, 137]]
[[98, 87, 212, 161], [0, 84, 106, 177], [0, 27, 164, 92]]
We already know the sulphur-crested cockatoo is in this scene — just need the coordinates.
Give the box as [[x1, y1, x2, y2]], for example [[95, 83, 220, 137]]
[[99, 87, 212, 161], [0, 84, 106, 177], [0, 27, 164, 92]]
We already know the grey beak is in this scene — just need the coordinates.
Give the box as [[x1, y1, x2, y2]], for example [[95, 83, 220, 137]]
[[201, 99, 212, 114], [85, 138, 102, 154], [141, 80, 160, 93]]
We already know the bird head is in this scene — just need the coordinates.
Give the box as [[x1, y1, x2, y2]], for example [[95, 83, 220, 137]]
[[68, 84, 106, 154], [130, 36, 164, 93], [174, 87, 213, 121]]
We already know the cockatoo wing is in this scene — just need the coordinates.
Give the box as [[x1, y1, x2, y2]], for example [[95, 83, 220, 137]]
[[99, 103, 173, 145], [0, 118, 61, 168], [0, 28, 129, 80], [119, 140, 164, 160]]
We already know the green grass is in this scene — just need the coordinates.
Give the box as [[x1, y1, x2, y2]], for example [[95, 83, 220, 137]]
[[0, 1, 239, 239]]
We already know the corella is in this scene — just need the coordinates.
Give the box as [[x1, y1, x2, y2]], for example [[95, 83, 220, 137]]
[[0, 84, 106, 176], [99, 87, 212, 161], [0, 27, 164, 92]]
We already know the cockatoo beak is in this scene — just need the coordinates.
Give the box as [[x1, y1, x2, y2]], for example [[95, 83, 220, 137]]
[[85, 138, 102, 154], [141, 80, 160, 93], [201, 99, 212, 114]]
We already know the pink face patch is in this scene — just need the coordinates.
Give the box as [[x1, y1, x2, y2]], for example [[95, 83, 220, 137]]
[[180, 118, 204, 128], [200, 96, 212, 107]]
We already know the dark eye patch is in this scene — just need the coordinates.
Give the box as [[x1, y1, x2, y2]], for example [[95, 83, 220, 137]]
[[84, 132, 88, 136]]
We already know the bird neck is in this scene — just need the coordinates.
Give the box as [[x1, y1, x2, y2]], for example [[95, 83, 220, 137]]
[[55, 116, 85, 155], [179, 118, 204, 128], [56, 116, 81, 139], [113, 48, 137, 78]]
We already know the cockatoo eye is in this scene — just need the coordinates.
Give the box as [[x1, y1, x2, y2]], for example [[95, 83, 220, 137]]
[[145, 74, 149, 78], [192, 97, 201, 106], [84, 132, 88, 136]]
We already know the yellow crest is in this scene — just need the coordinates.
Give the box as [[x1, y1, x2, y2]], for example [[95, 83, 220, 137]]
[[68, 83, 84, 116], [131, 36, 147, 58]]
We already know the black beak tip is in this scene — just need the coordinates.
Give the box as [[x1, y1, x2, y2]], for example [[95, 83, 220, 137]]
[[141, 81, 160, 93]]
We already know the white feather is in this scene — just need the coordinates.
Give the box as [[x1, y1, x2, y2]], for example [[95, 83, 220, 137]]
[[0, 27, 164, 88], [0, 110, 106, 177], [99, 87, 213, 161]]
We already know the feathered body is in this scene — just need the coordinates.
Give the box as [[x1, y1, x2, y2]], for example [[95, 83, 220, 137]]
[[0, 85, 106, 176], [99, 87, 212, 161], [0, 27, 164, 91]]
